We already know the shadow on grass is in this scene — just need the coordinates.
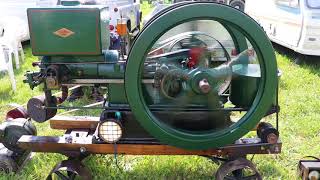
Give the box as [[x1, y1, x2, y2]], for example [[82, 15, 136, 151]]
[[257, 162, 286, 178], [84, 155, 217, 179], [273, 43, 320, 77]]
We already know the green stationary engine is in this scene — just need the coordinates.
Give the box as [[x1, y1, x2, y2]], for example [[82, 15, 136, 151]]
[[23, 2, 278, 150]]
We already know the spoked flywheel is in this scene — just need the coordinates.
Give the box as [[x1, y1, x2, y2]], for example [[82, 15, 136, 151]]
[[125, 2, 277, 150]]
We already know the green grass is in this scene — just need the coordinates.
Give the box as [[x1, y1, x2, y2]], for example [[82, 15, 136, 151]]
[[140, 1, 154, 17], [1, 2, 320, 179]]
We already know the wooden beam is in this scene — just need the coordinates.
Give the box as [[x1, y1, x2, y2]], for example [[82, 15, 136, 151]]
[[18, 135, 282, 156], [50, 116, 99, 130]]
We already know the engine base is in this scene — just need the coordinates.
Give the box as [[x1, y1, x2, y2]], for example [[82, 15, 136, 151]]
[[17, 130, 281, 180], [0, 115, 281, 179], [18, 134, 282, 156]]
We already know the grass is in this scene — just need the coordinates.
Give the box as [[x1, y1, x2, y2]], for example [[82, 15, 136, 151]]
[[1, 2, 320, 179]]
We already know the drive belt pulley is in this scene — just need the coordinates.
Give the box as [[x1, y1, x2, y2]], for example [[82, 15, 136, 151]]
[[125, 2, 278, 150]]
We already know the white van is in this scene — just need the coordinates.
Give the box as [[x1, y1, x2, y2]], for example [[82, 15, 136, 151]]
[[0, 0, 37, 41], [245, 0, 320, 57]]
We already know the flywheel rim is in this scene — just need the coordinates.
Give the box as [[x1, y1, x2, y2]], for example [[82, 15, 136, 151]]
[[125, 2, 277, 150]]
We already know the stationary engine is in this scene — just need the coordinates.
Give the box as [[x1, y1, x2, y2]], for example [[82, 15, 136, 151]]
[[23, 2, 278, 150]]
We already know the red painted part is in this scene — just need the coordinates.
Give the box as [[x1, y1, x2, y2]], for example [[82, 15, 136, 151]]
[[109, 25, 115, 31], [188, 47, 205, 68], [231, 48, 238, 56], [6, 106, 29, 120]]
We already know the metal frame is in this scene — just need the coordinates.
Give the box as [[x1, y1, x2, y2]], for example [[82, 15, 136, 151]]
[[16, 125, 281, 179]]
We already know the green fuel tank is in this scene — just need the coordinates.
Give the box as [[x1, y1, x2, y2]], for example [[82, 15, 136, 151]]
[[27, 6, 109, 57]]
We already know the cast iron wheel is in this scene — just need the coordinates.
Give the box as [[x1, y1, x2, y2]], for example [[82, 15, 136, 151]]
[[47, 160, 92, 180], [0, 155, 18, 174], [46, 159, 92, 180], [215, 158, 262, 180], [2, 118, 37, 153], [52, 171, 78, 180], [125, 2, 277, 150]]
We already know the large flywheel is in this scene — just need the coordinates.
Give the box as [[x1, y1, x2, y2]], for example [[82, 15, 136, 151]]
[[125, 2, 277, 150]]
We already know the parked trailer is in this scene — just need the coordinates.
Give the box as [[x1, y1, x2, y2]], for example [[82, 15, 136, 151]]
[[246, 0, 320, 60]]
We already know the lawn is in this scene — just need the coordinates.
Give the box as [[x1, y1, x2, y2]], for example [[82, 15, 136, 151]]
[[1, 2, 320, 180]]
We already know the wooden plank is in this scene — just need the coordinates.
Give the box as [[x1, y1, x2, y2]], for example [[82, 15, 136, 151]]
[[49, 115, 259, 131], [18, 135, 282, 156], [50, 116, 99, 130]]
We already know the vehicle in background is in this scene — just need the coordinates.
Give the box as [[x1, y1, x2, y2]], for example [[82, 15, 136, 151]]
[[94, 0, 142, 52], [226, 0, 245, 11], [143, 1, 247, 62], [142, 2, 168, 25], [144, 0, 228, 25], [0, 0, 37, 41], [99, 0, 141, 37], [0, 0, 141, 43], [246, 0, 320, 60]]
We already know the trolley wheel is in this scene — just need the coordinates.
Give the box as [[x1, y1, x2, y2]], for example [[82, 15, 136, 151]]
[[215, 158, 262, 180], [51, 170, 77, 180], [0, 155, 18, 174], [2, 118, 37, 153], [46, 159, 92, 180]]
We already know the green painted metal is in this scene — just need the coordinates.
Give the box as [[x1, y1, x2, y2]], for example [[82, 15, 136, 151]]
[[223, 24, 248, 54], [42, 48, 118, 63], [108, 84, 128, 104], [125, 2, 278, 150], [27, 8, 102, 56], [63, 63, 124, 79], [230, 64, 261, 108], [43, 56, 106, 63]]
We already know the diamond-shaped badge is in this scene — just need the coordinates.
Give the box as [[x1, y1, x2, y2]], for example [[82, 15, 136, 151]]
[[53, 28, 75, 38]]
